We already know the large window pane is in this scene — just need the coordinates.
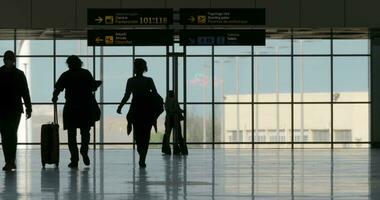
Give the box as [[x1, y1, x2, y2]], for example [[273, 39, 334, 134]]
[[294, 104, 331, 145], [186, 105, 212, 143], [0, 39, 14, 54], [255, 39, 291, 55], [333, 57, 369, 102], [103, 46, 132, 55], [254, 57, 291, 102], [215, 104, 252, 146], [254, 105, 292, 144], [187, 57, 212, 102], [17, 58, 54, 102], [333, 39, 369, 55], [294, 57, 331, 102], [103, 57, 133, 103], [293, 39, 330, 55], [215, 57, 251, 103], [103, 105, 132, 143], [186, 46, 211, 55], [333, 104, 369, 146], [135, 46, 166, 55], [214, 46, 251, 55], [56, 40, 93, 56], [16, 40, 53, 56]]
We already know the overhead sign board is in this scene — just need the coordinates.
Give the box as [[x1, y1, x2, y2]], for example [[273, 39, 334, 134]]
[[180, 29, 265, 46], [180, 8, 265, 25], [87, 30, 173, 46], [87, 9, 173, 25]]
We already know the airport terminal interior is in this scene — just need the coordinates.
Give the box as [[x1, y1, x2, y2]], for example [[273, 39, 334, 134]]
[[0, 0, 380, 199]]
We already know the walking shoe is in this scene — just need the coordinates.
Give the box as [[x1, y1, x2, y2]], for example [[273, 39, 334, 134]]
[[68, 162, 78, 168], [2, 164, 11, 171], [139, 161, 146, 168], [82, 154, 90, 166]]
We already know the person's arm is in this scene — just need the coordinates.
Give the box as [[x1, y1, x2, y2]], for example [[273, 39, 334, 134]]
[[176, 99, 184, 113], [117, 79, 132, 114], [87, 70, 101, 91], [20, 72, 32, 119], [52, 74, 65, 103]]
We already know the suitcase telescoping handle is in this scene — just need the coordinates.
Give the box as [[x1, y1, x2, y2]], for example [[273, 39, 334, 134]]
[[53, 103, 58, 124]]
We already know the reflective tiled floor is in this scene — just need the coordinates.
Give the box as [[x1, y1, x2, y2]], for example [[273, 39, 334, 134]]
[[0, 148, 378, 199]]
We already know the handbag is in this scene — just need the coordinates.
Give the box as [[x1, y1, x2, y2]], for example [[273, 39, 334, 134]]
[[91, 95, 101, 122]]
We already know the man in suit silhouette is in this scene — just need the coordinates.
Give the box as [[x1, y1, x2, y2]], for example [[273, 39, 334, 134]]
[[0, 50, 32, 171]]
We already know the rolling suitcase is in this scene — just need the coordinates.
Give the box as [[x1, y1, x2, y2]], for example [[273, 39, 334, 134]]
[[41, 104, 59, 168]]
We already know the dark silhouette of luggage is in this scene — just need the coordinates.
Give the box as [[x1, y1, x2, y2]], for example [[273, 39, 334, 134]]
[[41, 104, 59, 168]]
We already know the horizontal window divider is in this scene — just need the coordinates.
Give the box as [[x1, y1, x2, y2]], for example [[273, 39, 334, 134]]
[[12, 142, 370, 145], [293, 54, 370, 57], [94, 102, 131, 105], [7, 54, 370, 57], [133, 54, 168, 57], [26, 101, 370, 105]]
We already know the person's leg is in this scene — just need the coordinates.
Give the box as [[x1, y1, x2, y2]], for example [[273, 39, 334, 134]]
[[143, 125, 151, 158], [0, 117, 10, 170], [8, 114, 20, 169], [0, 114, 20, 170], [67, 128, 79, 167], [176, 120, 188, 155], [134, 123, 151, 167], [79, 127, 91, 166], [133, 124, 145, 167], [173, 117, 181, 155], [162, 116, 173, 154]]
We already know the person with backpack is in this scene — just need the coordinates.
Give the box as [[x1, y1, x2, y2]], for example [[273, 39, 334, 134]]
[[161, 90, 188, 155], [117, 58, 162, 168]]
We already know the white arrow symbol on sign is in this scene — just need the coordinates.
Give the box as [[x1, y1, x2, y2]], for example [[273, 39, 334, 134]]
[[95, 16, 103, 23]]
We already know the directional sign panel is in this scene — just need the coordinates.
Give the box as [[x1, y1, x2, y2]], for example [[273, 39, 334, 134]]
[[87, 9, 173, 25], [180, 29, 265, 46], [87, 30, 173, 46], [180, 9, 265, 25]]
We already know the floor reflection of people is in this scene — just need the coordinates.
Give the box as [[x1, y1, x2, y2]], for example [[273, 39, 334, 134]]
[[67, 169, 78, 200], [80, 168, 91, 200], [64, 168, 91, 200], [164, 156, 183, 200], [136, 169, 149, 199], [3, 172, 18, 199], [41, 168, 60, 199]]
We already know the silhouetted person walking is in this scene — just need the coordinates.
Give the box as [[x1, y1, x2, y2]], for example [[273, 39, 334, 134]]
[[52, 55, 101, 168], [117, 58, 159, 168], [0, 50, 32, 171], [162, 90, 188, 155]]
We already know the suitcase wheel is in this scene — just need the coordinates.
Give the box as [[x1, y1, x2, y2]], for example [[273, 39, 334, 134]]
[[55, 163, 59, 167], [42, 163, 46, 168]]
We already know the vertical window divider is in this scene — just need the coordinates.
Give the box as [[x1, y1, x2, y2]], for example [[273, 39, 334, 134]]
[[330, 29, 334, 149], [291, 29, 295, 149], [212, 45, 215, 149], [369, 31, 372, 147], [251, 45, 255, 149], [132, 46, 136, 150], [184, 45, 187, 143], [13, 29, 16, 59], [92, 46, 96, 149]]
